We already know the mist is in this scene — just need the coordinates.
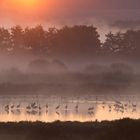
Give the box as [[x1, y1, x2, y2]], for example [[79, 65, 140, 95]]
[[0, 53, 139, 97]]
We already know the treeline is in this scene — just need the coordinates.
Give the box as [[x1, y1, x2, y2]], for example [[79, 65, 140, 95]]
[[0, 25, 140, 58]]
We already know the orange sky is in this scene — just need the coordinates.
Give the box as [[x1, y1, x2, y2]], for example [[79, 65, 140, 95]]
[[1, 0, 52, 18], [0, 0, 79, 26], [0, 0, 139, 26], [0, 0, 140, 41]]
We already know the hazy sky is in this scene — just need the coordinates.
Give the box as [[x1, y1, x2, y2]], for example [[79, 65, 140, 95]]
[[0, 0, 140, 41]]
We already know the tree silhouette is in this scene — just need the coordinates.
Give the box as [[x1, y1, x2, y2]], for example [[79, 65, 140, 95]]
[[102, 32, 124, 55], [123, 30, 140, 57], [0, 27, 11, 53], [49, 25, 101, 59], [11, 25, 24, 53], [0, 25, 139, 60], [103, 30, 140, 58], [23, 25, 48, 55]]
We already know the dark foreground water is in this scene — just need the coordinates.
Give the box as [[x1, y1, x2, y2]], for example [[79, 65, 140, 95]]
[[0, 119, 140, 140]]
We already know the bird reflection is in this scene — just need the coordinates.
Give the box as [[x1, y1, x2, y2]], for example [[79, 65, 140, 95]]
[[46, 110, 48, 114], [75, 104, 79, 110], [102, 101, 106, 109], [56, 111, 60, 116], [4, 105, 10, 114], [65, 104, 68, 110], [88, 111, 94, 117], [46, 104, 49, 109]]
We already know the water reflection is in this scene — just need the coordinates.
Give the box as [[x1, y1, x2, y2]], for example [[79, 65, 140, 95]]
[[0, 95, 139, 122]]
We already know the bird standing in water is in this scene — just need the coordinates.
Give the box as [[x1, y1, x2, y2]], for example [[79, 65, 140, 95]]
[[56, 105, 60, 110]]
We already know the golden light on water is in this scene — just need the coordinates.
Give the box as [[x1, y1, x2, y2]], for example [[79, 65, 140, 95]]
[[0, 104, 139, 123], [0, 95, 139, 122]]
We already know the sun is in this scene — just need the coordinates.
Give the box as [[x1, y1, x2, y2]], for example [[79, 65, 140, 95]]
[[16, 0, 39, 7], [7, 0, 42, 12], [13, 0, 39, 8], [6, 0, 53, 18]]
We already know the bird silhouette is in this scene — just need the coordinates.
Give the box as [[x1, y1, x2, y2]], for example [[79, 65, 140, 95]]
[[26, 105, 31, 110], [46, 104, 49, 109], [38, 105, 41, 110], [132, 103, 137, 108], [75, 104, 79, 110], [31, 102, 36, 107], [16, 104, 20, 109], [65, 104, 68, 110], [11, 105, 14, 109], [56, 105, 60, 110], [88, 106, 94, 111], [5, 105, 9, 110], [31, 103, 38, 109]]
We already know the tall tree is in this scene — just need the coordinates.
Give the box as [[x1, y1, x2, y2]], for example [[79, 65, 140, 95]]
[[103, 32, 124, 55], [11, 25, 24, 53], [0, 27, 11, 53], [123, 30, 140, 56], [23, 25, 48, 55]]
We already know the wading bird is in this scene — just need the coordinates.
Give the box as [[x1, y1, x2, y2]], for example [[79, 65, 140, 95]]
[[56, 105, 60, 110]]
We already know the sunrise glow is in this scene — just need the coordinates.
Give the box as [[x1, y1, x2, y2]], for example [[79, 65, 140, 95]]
[[6, 0, 48, 15], [12, 0, 40, 8]]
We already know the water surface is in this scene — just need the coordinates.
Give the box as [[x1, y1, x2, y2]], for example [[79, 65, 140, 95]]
[[0, 94, 139, 122]]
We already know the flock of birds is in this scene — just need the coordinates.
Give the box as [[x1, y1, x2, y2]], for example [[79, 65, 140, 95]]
[[3, 99, 138, 117], [105, 101, 137, 114], [4, 102, 78, 116]]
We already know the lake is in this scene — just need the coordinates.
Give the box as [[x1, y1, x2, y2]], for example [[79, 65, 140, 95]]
[[0, 94, 139, 122]]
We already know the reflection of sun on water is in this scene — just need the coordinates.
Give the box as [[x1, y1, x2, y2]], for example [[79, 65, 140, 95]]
[[0, 95, 140, 122], [0, 104, 139, 123]]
